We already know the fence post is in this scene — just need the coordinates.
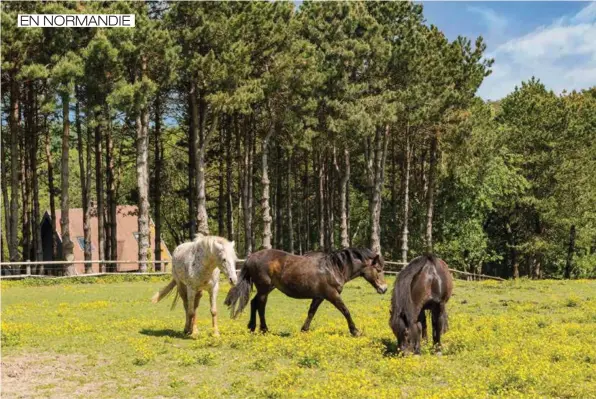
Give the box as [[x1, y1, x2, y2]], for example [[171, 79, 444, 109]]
[[26, 260, 31, 276]]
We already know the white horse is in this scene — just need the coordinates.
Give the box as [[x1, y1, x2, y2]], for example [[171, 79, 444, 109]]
[[152, 234, 238, 337]]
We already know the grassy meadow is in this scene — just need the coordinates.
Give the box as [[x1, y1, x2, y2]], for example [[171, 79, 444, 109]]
[[1, 276, 595, 398]]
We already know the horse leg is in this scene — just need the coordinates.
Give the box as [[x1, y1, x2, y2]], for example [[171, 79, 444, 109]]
[[301, 298, 324, 332], [392, 315, 409, 355], [432, 302, 446, 354], [208, 281, 220, 337], [193, 290, 202, 336], [257, 292, 270, 333], [178, 283, 190, 334], [186, 287, 201, 338], [248, 295, 258, 332], [418, 310, 428, 341], [411, 321, 422, 355], [327, 292, 360, 336]]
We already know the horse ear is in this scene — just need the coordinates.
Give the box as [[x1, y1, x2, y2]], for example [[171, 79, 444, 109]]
[[214, 241, 224, 251], [372, 254, 380, 265]]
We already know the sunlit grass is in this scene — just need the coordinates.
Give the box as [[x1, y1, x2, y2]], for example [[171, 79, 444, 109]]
[[2, 277, 595, 398]]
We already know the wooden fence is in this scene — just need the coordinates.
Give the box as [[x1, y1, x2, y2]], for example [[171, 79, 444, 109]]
[[0, 259, 504, 282]]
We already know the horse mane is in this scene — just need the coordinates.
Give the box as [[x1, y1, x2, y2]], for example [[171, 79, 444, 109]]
[[193, 234, 230, 248], [323, 247, 379, 276], [189, 234, 235, 261], [390, 254, 436, 328]]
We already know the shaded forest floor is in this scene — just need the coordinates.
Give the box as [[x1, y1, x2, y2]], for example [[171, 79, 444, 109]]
[[1, 277, 595, 398]]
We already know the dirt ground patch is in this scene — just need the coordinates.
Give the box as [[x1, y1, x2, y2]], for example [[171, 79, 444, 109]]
[[1, 352, 109, 399]]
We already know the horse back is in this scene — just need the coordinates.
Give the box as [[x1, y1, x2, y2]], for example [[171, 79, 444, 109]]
[[246, 249, 292, 276], [433, 257, 453, 302], [410, 256, 452, 308], [246, 249, 335, 297]]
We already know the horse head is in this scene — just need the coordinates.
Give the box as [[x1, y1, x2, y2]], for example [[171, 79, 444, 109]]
[[214, 240, 238, 286], [361, 252, 388, 294]]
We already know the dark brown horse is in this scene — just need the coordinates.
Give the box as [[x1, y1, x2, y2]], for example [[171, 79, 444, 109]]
[[389, 255, 453, 354], [225, 248, 387, 336]]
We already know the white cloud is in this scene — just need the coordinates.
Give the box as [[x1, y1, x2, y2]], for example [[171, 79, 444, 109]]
[[479, 3, 596, 100], [572, 2, 596, 23], [496, 24, 596, 63]]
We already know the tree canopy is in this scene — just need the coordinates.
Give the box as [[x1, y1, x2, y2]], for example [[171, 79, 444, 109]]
[[1, 1, 594, 278]]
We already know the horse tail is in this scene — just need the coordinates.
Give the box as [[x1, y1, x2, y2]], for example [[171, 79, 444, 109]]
[[441, 307, 449, 333], [151, 279, 177, 304], [224, 266, 252, 319], [390, 255, 433, 328], [170, 288, 180, 311]]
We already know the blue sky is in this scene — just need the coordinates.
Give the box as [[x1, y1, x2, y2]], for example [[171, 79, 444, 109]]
[[421, 1, 596, 100]]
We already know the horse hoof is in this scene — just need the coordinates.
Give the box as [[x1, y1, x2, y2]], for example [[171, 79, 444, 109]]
[[212, 331, 221, 337], [350, 329, 362, 337], [435, 351, 442, 356]]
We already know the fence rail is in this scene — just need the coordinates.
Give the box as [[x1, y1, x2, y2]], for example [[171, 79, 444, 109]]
[[0, 260, 172, 266], [0, 259, 504, 282]]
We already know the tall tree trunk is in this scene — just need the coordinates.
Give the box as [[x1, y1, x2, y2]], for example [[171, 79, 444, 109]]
[[533, 214, 543, 279], [21, 133, 30, 264], [235, 116, 243, 246], [317, 151, 325, 250], [105, 112, 117, 269], [297, 155, 303, 254], [419, 147, 428, 246], [304, 153, 310, 251], [137, 58, 151, 272], [506, 219, 518, 279], [217, 127, 225, 237], [425, 131, 438, 253], [533, 256, 542, 280], [370, 125, 389, 254], [83, 107, 92, 272], [272, 152, 277, 247], [23, 87, 32, 262], [287, 151, 294, 253], [60, 94, 75, 275], [401, 129, 411, 264], [95, 111, 105, 272], [104, 133, 112, 265], [324, 155, 332, 251], [260, 123, 274, 249], [242, 120, 253, 256], [2, 139, 11, 264], [565, 225, 576, 279], [44, 115, 57, 268], [275, 146, 283, 249], [225, 118, 234, 241], [326, 153, 334, 250], [9, 77, 20, 264], [340, 148, 350, 248], [188, 83, 198, 239], [250, 131, 256, 251], [29, 83, 42, 267], [153, 96, 163, 271], [196, 98, 217, 236], [346, 164, 351, 247], [76, 96, 88, 272]]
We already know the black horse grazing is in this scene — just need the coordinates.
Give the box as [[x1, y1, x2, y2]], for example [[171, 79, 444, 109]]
[[389, 255, 453, 354], [225, 248, 387, 336]]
